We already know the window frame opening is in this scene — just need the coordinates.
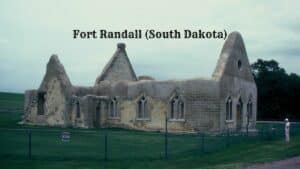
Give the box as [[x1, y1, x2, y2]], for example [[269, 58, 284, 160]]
[[76, 101, 80, 118], [237, 59, 242, 70], [37, 92, 46, 115], [169, 95, 185, 121], [108, 97, 119, 119], [226, 97, 233, 121], [236, 97, 243, 129], [247, 98, 253, 121], [137, 96, 149, 120]]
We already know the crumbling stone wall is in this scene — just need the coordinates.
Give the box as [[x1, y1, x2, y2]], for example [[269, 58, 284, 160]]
[[23, 77, 69, 126], [43, 77, 67, 126], [22, 55, 72, 127], [22, 90, 38, 124], [105, 96, 194, 132], [213, 32, 257, 131], [98, 78, 220, 132], [23, 32, 257, 133], [95, 43, 137, 84], [184, 79, 220, 132]]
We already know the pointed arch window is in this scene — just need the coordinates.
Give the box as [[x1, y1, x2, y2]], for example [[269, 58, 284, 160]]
[[109, 97, 119, 118], [237, 97, 243, 115], [37, 92, 46, 115], [76, 101, 80, 118], [236, 97, 243, 128], [137, 96, 148, 119], [178, 100, 184, 119], [226, 97, 232, 120], [247, 97, 253, 120], [170, 95, 185, 120]]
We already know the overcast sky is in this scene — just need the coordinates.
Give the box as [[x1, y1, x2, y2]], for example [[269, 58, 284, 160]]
[[0, 0, 299, 93]]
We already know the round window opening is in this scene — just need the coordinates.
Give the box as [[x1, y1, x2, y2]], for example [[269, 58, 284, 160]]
[[237, 59, 242, 70]]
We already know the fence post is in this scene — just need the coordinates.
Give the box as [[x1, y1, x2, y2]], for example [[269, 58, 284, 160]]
[[28, 129, 32, 160], [104, 132, 108, 161], [165, 116, 168, 160]]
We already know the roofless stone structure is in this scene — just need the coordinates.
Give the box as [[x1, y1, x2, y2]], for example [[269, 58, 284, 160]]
[[22, 31, 257, 132]]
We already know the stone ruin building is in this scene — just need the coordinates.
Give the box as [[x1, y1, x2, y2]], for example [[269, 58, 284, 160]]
[[22, 31, 257, 132]]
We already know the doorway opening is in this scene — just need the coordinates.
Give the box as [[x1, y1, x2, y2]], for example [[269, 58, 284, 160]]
[[95, 103, 101, 128], [236, 97, 243, 129], [37, 92, 46, 115]]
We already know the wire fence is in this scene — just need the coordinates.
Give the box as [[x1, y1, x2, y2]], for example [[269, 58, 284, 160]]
[[0, 122, 300, 161], [1, 95, 299, 161]]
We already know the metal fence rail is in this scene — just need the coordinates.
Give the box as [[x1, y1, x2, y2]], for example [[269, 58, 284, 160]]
[[0, 123, 299, 161]]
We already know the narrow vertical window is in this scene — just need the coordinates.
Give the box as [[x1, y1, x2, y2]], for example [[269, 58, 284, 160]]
[[109, 97, 118, 118], [76, 101, 80, 118], [170, 95, 184, 120], [178, 100, 184, 119], [96, 104, 100, 120], [238, 98, 243, 115], [37, 92, 46, 115], [170, 96, 178, 119], [247, 98, 253, 120], [226, 97, 232, 120], [137, 96, 147, 119], [170, 99, 175, 119], [236, 97, 243, 129], [94, 103, 101, 128]]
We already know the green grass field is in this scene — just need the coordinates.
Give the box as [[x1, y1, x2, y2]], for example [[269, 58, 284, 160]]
[[0, 92, 23, 128], [0, 92, 300, 169], [0, 92, 23, 109]]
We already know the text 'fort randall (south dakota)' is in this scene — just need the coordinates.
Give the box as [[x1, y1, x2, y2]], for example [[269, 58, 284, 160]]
[[73, 29, 228, 40]]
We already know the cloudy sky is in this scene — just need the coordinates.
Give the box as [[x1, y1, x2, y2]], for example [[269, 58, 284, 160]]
[[0, 0, 299, 93]]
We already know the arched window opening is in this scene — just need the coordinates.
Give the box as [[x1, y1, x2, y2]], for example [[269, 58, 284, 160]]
[[170, 96, 178, 119], [95, 103, 101, 127], [170, 98, 176, 119], [170, 95, 184, 120], [236, 97, 243, 129], [247, 98, 253, 120], [226, 97, 232, 120], [76, 101, 80, 118], [137, 96, 147, 119], [109, 97, 118, 118], [237, 59, 242, 70], [96, 104, 101, 119], [178, 100, 184, 119], [237, 97, 243, 114], [37, 92, 46, 115]]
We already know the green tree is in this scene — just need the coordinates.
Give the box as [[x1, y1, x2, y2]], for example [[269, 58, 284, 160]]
[[251, 59, 300, 121]]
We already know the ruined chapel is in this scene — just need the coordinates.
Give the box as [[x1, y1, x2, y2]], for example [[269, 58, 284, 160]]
[[22, 31, 257, 132]]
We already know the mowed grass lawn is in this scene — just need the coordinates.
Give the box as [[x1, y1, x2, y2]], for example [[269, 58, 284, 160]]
[[0, 92, 300, 169]]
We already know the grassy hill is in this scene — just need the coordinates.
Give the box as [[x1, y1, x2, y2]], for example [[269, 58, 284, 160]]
[[0, 92, 23, 128], [0, 92, 23, 109]]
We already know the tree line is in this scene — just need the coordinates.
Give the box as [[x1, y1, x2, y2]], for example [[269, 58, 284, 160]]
[[251, 59, 300, 121]]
